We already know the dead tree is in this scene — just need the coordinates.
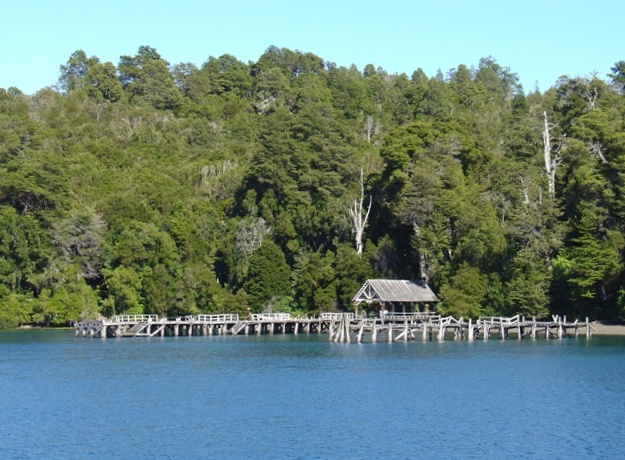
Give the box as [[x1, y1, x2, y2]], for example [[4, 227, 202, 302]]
[[363, 115, 378, 143], [349, 169, 372, 256], [543, 111, 563, 197], [412, 224, 430, 284]]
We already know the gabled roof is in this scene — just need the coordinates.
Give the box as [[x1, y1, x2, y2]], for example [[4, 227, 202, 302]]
[[352, 279, 439, 303]]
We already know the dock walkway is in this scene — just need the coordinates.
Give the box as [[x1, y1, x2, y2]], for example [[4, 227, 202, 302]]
[[75, 313, 594, 342]]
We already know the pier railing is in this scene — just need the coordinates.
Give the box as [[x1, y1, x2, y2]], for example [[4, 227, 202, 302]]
[[108, 314, 159, 323], [194, 314, 240, 322], [381, 312, 440, 322], [478, 315, 522, 325], [252, 313, 292, 321], [78, 312, 593, 342], [321, 313, 354, 320]]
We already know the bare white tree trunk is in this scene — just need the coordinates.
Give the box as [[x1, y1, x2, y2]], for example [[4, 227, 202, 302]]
[[519, 177, 530, 205], [542, 111, 561, 197], [590, 141, 609, 164], [413, 224, 429, 284], [363, 115, 378, 143], [349, 169, 372, 256]]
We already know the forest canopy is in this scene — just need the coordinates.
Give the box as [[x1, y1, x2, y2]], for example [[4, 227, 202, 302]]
[[1, 46, 625, 327]]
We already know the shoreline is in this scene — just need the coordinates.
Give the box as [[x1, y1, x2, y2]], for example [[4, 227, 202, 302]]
[[591, 323, 625, 337]]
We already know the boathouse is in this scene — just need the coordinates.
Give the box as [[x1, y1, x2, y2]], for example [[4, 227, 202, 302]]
[[352, 279, 439, 315]]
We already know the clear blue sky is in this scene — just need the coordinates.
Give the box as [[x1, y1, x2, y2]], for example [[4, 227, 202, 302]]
[[1, 0, 623, 95]]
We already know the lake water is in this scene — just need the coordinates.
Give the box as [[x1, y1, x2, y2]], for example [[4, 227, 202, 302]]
[[1, 330, 625, 459]]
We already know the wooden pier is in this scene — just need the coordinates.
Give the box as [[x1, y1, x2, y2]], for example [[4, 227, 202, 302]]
[[75, 313, 595, 342]]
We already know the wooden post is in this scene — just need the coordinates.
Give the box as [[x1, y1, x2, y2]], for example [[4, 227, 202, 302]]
[[372, 319, 377, 342], [388, 324, 393, 342], [468, 318, 473, 341], [586, 317, 591, 339], [338, 317, 344, 342]]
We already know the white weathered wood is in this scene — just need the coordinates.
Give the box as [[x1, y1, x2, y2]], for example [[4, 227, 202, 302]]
[[349, 168, 372, 256], [77, 313, 594, 342]]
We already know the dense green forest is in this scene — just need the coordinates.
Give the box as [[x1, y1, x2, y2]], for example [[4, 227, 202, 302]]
[[1, 46, 625, 327]]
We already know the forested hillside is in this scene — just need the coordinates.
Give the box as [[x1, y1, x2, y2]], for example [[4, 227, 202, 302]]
[[2, 46, 625, 327]]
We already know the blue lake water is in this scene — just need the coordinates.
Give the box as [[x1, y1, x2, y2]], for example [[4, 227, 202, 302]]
[[1, 330, 625, 459]]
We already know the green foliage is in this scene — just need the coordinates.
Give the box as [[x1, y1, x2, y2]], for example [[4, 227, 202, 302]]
[[87, 62, 123, 103], [0, 292, 31, 328], [505, 249, 551, 318], [293, 250, 336, 312], [3, 46, 625, 327], [243, 240, 291, 313], [438, 263, 489, 318], [58, 50, 100, 93], [609, 61, 625, 92]]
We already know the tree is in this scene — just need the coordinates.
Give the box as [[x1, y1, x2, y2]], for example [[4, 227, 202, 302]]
[[58, 50, 100, 93], [609, 61, 625, 92], [86, 62, 123, 102], [293, 250, 336, 312], [543, 110, 562, 197], [505, 248, 551, 318], [118, 45, 167, 87], [438, 263, 489, 318], [243, 240, 291, 312], [103, 221, 182, 316], [130, 60, 181, 110], [50, 207, 107, 279], [349, 169, 372, 256]]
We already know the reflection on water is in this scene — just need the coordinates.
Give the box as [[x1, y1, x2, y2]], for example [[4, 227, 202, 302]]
[[1, 330, 625, 459]]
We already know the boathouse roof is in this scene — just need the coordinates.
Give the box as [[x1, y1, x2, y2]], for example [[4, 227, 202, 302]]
[[352, 279, 439, 304]]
